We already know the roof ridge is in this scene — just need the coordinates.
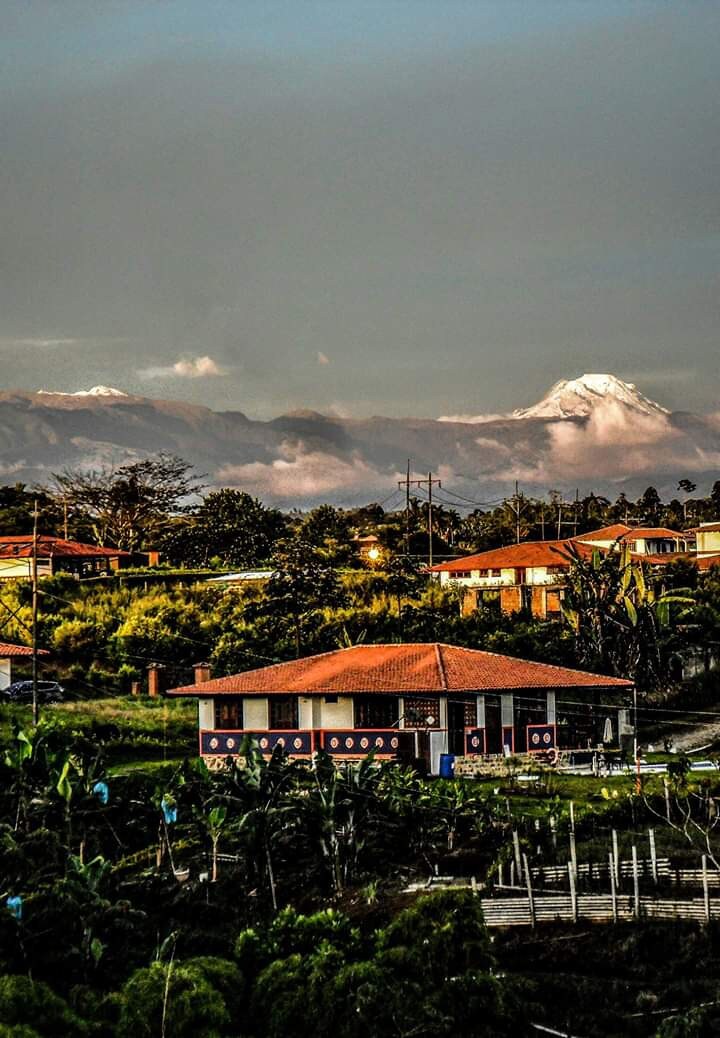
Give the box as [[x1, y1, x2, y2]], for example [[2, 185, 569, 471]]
[[434, 643, 448, 691]]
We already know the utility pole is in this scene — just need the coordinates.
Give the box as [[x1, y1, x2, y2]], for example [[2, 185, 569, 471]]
[[507, 481, 525, 544], [399, 470, 442, 567], [397, 459, 412, 556], [63, 496, 69, 540], [539, 503, 546, 541], [573, 488, 580, 537], [31, 499, 39, 728]]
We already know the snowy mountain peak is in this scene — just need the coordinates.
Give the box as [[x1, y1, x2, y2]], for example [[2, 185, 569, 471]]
[[38, 385, 128, 398], [511, 373, 669, 421]]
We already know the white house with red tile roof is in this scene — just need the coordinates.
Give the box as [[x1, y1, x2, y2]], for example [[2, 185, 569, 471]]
[[168, 643, 633, 772], [0, 536, 131, 580], [430, 522, 698, 620], [429, 539, 583, 618], [0, 640, 49, 688]]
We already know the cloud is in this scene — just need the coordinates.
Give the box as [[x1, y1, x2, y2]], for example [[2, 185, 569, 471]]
[[139, 355, 224, 380], [500, 399, 715, 484], [216, 441, 396, 501], [438, 413, 506, 424], [316, 351, 330, 365]]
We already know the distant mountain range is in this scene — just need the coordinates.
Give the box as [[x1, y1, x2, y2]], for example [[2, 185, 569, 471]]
[[1, 374, 718, 507]]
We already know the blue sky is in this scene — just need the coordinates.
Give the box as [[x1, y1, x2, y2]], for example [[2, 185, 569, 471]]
[[1, 1, 718, 417]]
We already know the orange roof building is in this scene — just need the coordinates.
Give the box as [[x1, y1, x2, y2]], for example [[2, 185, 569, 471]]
[[0, 535, 131, 580], [169, 643, 633, 770]]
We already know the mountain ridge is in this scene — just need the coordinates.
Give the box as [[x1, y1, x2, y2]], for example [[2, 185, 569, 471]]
[[0, 376, 717, 505]]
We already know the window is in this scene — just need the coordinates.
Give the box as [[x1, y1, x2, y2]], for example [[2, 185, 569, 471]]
[[215, 697, 243, 730], [452, 570, 471, 579], [324, 694, 338, 704], [269, 696, 298, 730], [478, 568, 489, 578], [547, 565, 566, 576], [490, 568, 502, 578], [354, 696, 398, 729]]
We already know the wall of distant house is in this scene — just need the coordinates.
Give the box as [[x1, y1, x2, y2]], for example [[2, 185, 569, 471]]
[[697, 530, 720, 557], [0, 559, 51, 579]]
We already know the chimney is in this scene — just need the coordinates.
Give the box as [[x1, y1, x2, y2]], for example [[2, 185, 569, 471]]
[[194, 661, 211, 685], [147, 663, 162, 698]]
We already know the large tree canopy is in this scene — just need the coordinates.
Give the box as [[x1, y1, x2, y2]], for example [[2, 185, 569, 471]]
[[51, 454, 200, 553]]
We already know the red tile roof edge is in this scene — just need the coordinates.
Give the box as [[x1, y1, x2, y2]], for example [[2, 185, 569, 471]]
[[167, 642, 632, 697]]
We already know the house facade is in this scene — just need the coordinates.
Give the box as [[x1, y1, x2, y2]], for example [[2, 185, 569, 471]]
[[0, 536, 131, 580], [693, 523, 720, 559], [430, 522, 699, 620], [429, 540, 576, 618], [167, 643, 633, 774]]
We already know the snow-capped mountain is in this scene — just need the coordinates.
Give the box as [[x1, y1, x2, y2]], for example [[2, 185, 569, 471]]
[[0, 374, 717, 505], [37, 385, 128, 398], [511, 373, 669, 421]]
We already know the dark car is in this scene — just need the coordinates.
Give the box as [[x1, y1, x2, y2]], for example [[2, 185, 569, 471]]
[[1, 680, 64, 704]]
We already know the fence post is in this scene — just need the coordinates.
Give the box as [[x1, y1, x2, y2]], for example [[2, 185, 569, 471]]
[[510, 860, 515, 887], [702, 855, 710, 923], [513, 830, 523, 883], [664, 777, 671, 823], [498, 862, 504, 887], [612, 829, 620, 888], [523, 854, 536, 928], [632, 845, 640, 918], [550, 814, 557, 850], [609, 852, 618, 923], [649, 828, 658, 885], [569, 829, 578, 883], [568, 860, 578, 922]]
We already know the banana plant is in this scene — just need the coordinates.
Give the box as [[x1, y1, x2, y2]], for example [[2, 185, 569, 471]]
[[561, 543, 692, 689]]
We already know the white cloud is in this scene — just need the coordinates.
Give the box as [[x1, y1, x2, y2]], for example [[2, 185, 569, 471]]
[[437, 412, 506, 424], [139, 355, 224, 380], [216, 441, 396, 500], [316, 351, 330, 365]]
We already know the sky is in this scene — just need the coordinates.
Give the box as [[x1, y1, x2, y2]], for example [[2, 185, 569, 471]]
[[2, 1, 719, 419]]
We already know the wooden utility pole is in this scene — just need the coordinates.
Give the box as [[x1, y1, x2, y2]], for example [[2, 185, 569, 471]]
[[507, 481, 524, 544], [31, 499, 39, 728], [399, 470, 442, 567]]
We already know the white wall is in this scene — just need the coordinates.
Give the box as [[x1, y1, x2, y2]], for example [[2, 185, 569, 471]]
[[320, 696, 354, 728], [244, 697, 269, 729], [198, 699, 214, 731]]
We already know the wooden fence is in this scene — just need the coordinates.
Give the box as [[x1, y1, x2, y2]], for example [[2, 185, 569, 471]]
[[481, 892, 720, 928]]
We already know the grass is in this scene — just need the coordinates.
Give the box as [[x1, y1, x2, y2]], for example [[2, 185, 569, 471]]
[[0, 695, 197, 765]]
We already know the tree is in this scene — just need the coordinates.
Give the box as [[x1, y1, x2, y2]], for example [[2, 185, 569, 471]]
[[51, 454, 199, 552], [637, 486, 663, 526], [561, 544, 691, 689], [117, 957, 243, 1038], [162, 489, 286, 568], [385, 554, 424, 616], [265, 539, 346, 657]]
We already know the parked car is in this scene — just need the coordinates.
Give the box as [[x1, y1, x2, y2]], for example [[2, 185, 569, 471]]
[[1, 680, 64, 704]]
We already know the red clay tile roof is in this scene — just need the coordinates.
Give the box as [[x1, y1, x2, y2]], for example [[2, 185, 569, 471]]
[[618, 527, 688, 541], [0, 641, 49, 657], [168, 643, 632, 697], [429, 540, 576, 573], [696, 554, 720, 571], [0, 536, 130, 559], [573, 524, 632, 542], [630, 552, 692, 566], [692, 523, 720, 534]]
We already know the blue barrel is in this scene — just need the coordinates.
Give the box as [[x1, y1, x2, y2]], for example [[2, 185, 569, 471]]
[[439, 753, 455, 778]]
